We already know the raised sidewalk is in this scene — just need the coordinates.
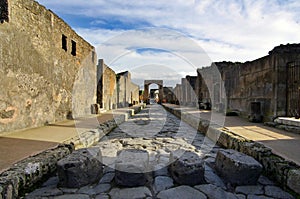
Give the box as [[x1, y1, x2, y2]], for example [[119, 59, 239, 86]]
[[163, 103, 300, 195], [0, 105, 144, 173]]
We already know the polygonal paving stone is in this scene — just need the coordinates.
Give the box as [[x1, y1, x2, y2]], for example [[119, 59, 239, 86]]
[[195, 184, 239, 199], [25, 187, 63, 198], [95, 193, 110, 199], [157, 185, 206, 199], [264, 186, 294, 199], [247, 195, 275, 199], [153, 176, 174, 193], [93, 184, 111, 194], [204, 165, 226, 189], [53, 194, 90, 199], [109, 187, 152, 199], [99, 173, 115, 184], [235, 185, 264, 195]]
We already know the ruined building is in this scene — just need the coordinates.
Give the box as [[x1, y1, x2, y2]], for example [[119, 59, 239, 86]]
[[0, 0, 97, 133], [0, 0, 139, 133], [116, 71, 139, 107], [196, 44, 300, 121]]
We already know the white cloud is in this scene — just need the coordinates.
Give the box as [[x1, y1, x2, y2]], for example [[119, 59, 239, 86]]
[[36, 0, 300, 86]]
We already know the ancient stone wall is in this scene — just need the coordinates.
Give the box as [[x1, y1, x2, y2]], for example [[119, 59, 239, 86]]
[[130, 82, 140, 105], [97, 59, 117, 110], [173, 84, 182, 104], [117, 71, 138, 107], [195, 44, 300, 121], [0, 0, 97, 133]]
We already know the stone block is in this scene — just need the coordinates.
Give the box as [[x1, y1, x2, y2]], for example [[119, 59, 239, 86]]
[[57, 148, 103, 188], [287, 169, 300, 194], [215, 149, 263, 185], [115, 149, 151, 187], [169, 150, 206, 186]]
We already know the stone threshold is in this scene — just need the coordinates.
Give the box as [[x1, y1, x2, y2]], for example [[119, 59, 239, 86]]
[[0, 104, 145, 198], [162, 104, 300, 196]]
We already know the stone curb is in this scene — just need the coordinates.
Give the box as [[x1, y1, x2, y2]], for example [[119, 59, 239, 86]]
[[0, 104, 145, 198], [0, 144, 74, 199], [64, 104, 145, 149], [163, 105, 300, 196]]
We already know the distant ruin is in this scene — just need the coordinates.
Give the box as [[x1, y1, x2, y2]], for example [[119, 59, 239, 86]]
[[175, 44, 300, 122]]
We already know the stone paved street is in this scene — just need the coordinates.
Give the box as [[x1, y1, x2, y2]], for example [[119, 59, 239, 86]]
[[25, 105, 295, 199]]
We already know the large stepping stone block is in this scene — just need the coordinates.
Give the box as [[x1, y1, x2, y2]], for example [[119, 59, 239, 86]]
[[169, 150, 206, 186], [215, 149, 263, 185], [115, 149, 151, 187], [57, 148, 103, 188]]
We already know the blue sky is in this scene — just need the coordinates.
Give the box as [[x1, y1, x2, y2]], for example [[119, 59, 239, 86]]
[[36, 0, 300, 87]]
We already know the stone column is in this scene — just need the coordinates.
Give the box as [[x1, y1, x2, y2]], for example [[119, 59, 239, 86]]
[[159, 85, 164, 104], [144, 84, 149, 104]]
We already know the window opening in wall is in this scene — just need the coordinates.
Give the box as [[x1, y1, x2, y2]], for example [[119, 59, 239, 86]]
[[71, 40, 76, 56], [0, 0, 9, 23], [62, 34, 67, 51]]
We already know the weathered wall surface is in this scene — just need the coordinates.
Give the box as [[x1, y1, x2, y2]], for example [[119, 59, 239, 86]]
[[130, 82, 140, 105], [97, 59, 117, 110], [195, 44, 300, 121], [117, 71, 138, 107], [0, 0, 97, 133]]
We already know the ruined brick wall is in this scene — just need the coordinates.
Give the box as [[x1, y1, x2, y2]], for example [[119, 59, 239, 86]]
[[97, 59, 117, 110], [0, 0, 97, 133]]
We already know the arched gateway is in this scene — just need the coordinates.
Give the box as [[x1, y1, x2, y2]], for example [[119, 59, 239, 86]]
[[144, 80, 163, 104]]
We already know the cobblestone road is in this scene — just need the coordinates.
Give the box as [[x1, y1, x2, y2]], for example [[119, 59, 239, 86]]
[[25, 105, 295, 199]]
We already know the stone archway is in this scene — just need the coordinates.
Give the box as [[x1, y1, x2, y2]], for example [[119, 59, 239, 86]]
[[144, 80, 163, 104]]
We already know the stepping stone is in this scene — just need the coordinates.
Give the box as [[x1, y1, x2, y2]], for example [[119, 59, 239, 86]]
[[157, 185, 206, 199], [215, 149, 262, 185], [57, 148, 103, 188], [169, 150, 206, 185], [115, 149, 151, 187]]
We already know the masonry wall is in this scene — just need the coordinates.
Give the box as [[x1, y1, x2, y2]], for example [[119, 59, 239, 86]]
[[97, 59, 117, 110], [196, 44, 300, 121], [0, 0, 97, 133], [130, 82, 140, 105], [117, 71, 139, 107]]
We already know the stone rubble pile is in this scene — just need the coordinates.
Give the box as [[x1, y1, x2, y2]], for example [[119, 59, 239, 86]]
[[25, 105, 296, 199]]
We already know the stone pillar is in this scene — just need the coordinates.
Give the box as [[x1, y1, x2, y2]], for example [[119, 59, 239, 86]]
[[144, 84, 149, 104], [159, 85, 163, 104]]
